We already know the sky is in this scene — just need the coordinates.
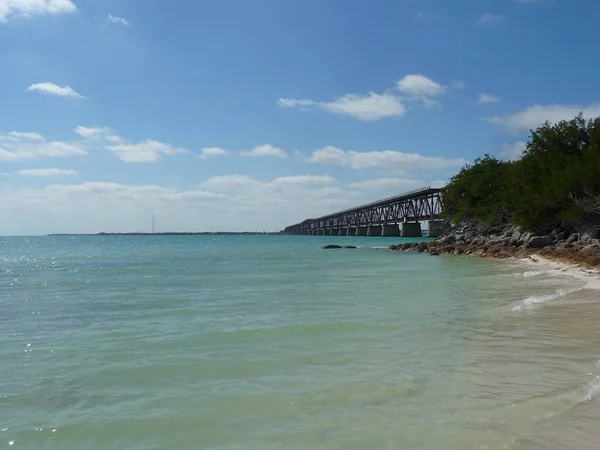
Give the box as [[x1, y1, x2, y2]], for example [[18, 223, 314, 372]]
[[1, 0, 599, 235]]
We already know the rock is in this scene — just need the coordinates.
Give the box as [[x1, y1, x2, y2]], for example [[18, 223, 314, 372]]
[[566, 233, 579, 244], [322, 244, 343, 249], [554, 230, 569, 242], [344, 246, 357, 249], [526, 235, 553, 249], [509, 229, 522, 246], [454, 234, 465, 243], [416, 243, 427, 252], [584, 227, 600, 239], [430, 250, 440, 256], [455, 240, 465, 246], [388, 245, 399, 250]]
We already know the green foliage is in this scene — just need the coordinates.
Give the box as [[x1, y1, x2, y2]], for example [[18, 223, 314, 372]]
[[441, 114, 600, 231]]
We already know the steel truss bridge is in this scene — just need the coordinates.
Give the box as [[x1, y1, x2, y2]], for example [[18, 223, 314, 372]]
[[283, 186, 443, 237]]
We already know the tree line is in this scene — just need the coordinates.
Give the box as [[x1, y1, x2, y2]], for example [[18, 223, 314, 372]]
[[441, 114, 600, 232]]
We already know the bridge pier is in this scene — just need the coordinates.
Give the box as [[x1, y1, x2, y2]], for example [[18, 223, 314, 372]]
[[340, 227, 348, 236], [347, 227, 357, 236], [401, 222, 422, 237], [319, 229, 326, 236], [427, 220, 445, 238], [381, 224, 400, 237], [367, 225, 382, 236], [331, 228, 338, 236], [356, 226, 368, 236]]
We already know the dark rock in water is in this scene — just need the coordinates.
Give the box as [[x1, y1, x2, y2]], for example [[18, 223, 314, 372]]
[[526, 235, 553, 249], [322, 244, 343, 249], [389, 245, 399, 250], [429, 250, 440, 256], [344, 245, 358, 249]]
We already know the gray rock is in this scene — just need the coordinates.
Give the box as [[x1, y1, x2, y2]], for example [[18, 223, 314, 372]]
[[509, 229, 522, 246], [322, 244, 343, 249], [455, 240, 466, 246], [526, 235, 553, 249], [554, 230, 569, 242], [566, 233, 579, 244], [584, 227, 600, 239], [389, 245, 399, 250], [344, 246, 357, 249]]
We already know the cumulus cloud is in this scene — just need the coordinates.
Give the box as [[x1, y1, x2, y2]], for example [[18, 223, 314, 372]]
[[475, 13, 504, 25], [270, 175, 336, 186], [309, 146, 466, 171], [348, 178, 425, 191], [485, 103, 600, 133], [18, 168, 78, 177], [397, 74, 446, 97], [27, 82, 85, 99], [198, 147, 228, 159], [0, 176, 369, 234], [499, 141, 527, 160], [477, 93, 500, 104], [74, 126, 111, 139], [106, 140, 188, 163], [277, 92, 406, 121], [0, 131, 86, 162], [107, 14, 129, 26], [200, 175, 262, 191], [0, 0, 77, 22], [241, 144, 287, 158]]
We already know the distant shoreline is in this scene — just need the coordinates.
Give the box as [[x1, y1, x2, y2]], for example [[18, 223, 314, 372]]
[[46, 232, 283, 236]]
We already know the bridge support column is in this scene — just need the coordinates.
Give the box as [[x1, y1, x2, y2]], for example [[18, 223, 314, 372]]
[[367, 225, 382, 236], [356, 226, 368, 236], [331, 228, 338, 236], [347, 227, 357, 236], [340, 227, 348, 236], [427, 220, 444, 238], [401, 222, 422, 237], [319, 229, 325, 236], [381, 224, 400, 237]]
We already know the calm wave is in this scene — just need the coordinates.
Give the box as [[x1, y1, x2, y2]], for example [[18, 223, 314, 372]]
[[2, 235, 599, 449]]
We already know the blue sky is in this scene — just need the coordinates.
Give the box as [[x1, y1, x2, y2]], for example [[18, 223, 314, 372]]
[[1, 0, 599, 234]]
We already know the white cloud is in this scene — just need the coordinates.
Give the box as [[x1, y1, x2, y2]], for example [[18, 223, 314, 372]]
[[106, 140, 188, 163], [486, 103, 600, 133], [200, 175, 262, 191], [499, 141, 527, 160], [0, 177, 369, 235], [18, 168, 78, 177], [309, 146, 466, 171], [0, 131, 86, 162], [27, 82, 85, 99], [452, 80, 466, 90], [198, 147, 228, 159], [348, 178, 425, 191], [74, 126, 110, 138], [271, 175, 337, 186], [241, 144, 287, 158], [277, 92, 406, 121], [107, 14, 129, 26], [397, 74, 446, 97], [0, 0, 76, 22], [477, 93, 500, 104], [475, 13, 504, 25]]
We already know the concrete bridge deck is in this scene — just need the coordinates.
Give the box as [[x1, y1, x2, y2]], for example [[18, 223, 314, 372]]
[[283, 186, 444, 237]]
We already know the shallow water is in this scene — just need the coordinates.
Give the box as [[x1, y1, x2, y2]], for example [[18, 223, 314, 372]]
[[1, 235, 599, 449]]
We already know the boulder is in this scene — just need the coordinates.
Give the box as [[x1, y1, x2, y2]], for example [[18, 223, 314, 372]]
[[344, 246, 358, 249], [388, 245, 399, 250], [566, 233, 579, 244], [509, 229, 522, 246], [322, 244, 343, 249], [526, 235, 553, 249], [430, 250, 440, 256]]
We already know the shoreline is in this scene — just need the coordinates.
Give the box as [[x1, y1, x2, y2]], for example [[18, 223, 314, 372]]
[[389, 222, 600, 280]]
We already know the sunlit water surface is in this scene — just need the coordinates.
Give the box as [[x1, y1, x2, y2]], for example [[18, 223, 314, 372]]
[[2, 235, 599, 449]]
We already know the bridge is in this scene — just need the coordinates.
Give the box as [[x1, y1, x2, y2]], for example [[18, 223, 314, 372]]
[[283, 186, 444, 237]]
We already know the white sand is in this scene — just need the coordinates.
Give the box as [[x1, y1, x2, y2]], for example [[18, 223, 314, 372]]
[[521, 255, 600, 290]]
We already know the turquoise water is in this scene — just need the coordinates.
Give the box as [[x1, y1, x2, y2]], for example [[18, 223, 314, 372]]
[[2, 235, 600, 449]]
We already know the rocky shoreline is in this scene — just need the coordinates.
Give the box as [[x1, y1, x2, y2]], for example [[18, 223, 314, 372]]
[[390, 222, 600, 268]]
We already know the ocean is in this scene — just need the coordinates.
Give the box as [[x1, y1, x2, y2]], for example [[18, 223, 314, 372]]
[[1, 235, 599, 449]]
